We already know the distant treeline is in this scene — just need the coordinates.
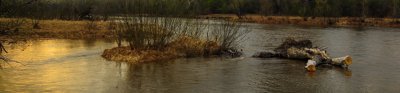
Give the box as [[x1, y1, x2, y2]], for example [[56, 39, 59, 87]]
[[1, 0, 399, 20]]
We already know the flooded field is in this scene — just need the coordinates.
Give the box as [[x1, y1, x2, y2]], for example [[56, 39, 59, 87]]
[[1, 24, 400, 93]]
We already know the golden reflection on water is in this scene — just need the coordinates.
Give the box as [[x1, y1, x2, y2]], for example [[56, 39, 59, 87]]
[[1, 40, 78, 92], [1, 39, 116, 92], [7, 40, 72, 62]]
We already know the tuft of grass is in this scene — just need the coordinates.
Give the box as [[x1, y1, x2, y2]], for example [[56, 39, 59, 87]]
[[102, 36, 221, 63], [167, 36, 220, 57], [102, 46, 179, 63]]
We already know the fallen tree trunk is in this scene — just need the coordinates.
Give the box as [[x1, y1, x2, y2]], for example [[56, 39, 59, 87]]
[[253, 38, 352, 72]]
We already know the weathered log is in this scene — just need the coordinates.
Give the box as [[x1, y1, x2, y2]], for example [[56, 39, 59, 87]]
[[330, 55, 352, 68], [253, 38, 352, 72], [305, 56, 352, 71]]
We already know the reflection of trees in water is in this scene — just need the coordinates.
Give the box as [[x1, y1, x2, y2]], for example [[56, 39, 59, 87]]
[[83, 39, 96, 48], [0, 42, 7, 54], [125, 62, 177, 92], [0, 39, 29, 68], [124, 59, 247, 92], [3, 39, 30, 51], [63, 39, 98, 49]]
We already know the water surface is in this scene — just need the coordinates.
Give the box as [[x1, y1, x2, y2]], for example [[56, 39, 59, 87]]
[[1, 24, 400, 93]]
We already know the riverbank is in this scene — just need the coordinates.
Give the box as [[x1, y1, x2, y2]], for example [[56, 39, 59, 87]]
[[200, 14, 400, 28], [0, 18, 113, 39], [2, 15, 399, 40]]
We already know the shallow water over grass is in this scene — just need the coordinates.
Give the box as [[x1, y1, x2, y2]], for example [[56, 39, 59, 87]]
[[1, 24, 400, 93]]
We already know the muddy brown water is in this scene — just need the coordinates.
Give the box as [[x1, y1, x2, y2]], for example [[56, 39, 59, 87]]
[[1, 24, 400, 93]]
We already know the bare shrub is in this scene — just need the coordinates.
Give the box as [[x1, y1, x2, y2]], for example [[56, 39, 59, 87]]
[[115, 17, 178, 50], [210, 20, 249, 52], [107, 0, 250, 60]]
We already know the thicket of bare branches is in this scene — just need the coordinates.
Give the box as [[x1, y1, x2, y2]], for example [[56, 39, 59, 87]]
[[110, 0, 249, 55]]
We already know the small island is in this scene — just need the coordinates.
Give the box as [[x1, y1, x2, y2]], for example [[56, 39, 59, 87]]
[[100, 20, 246, 63]]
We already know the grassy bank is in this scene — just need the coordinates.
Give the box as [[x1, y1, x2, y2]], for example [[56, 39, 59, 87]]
[[200, 14, 400, 28], [0, 18, 113, 39], [2, 15, 399, 41]]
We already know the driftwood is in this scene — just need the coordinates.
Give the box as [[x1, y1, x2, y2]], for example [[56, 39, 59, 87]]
[[253, 38, 352, 72]]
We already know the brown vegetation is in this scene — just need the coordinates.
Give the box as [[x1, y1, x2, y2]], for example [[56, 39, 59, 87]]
[[102, 36, 220, 63], [200, 14, 400, 28], [0, 18, 113, 39]]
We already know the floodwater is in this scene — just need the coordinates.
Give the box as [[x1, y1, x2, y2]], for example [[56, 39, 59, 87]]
[[1, 24, 400, 93]]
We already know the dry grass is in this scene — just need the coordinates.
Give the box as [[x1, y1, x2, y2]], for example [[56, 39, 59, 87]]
[[102, 46, 180, 63], [168, 36, 220, 57], [200, 14, 400, 27], [0, 18, 113, 39], [102, 36, 220, 63]]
